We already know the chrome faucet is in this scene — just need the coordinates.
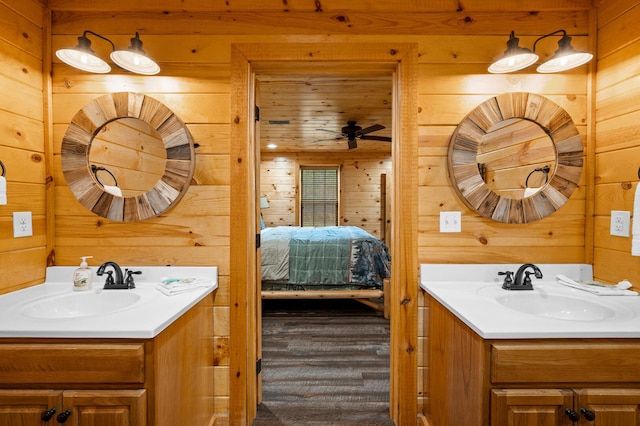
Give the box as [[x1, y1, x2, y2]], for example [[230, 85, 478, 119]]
[[96, 261, 128, 289], [512, 263, 543, 290]]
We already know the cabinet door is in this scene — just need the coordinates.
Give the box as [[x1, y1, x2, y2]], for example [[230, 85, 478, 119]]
[[62, 389, 146, 426], [491, 389, 575, 426], [0, 390, 62, 425], [576, 388, 640, 425]]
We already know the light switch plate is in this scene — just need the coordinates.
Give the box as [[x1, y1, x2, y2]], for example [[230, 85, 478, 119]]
[[440, 211, 461, 233], [610, 210, 630, 237], [13, 211, 32, 238]]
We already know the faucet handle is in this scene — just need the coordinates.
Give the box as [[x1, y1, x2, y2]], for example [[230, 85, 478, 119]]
[[104, 270, 115, 286], [524, 271, 533, 285], [125, 269, 142, 289], [498, 271, 514, 289]]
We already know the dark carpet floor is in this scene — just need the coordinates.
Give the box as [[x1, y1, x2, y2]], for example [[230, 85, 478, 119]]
[[253, 299, 394, 426]]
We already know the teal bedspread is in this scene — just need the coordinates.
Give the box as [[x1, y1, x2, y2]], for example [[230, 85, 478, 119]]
[[261, 226, 391, 289]]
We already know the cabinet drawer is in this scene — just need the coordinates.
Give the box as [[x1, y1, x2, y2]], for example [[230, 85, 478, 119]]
[[491, 342, 640, 384], [0, 343, 145, 385]]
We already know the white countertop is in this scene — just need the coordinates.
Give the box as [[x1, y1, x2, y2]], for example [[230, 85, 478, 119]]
[[420, 264, 640, 339], [0, 266, 218, 339]]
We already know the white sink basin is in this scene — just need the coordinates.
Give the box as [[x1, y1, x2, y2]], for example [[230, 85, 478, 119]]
[[421, 264, 640, 338], [20, 291, 142, 319], [476, 284, 636, 322], [496, 292, 618, 321]]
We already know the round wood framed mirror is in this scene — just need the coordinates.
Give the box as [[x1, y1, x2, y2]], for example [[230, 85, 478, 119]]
[[61, 92, 195, 222], [448, 92, 583, 224]]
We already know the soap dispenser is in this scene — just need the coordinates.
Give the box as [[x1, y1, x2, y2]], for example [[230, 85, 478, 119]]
[[73, 256, 93, 291]]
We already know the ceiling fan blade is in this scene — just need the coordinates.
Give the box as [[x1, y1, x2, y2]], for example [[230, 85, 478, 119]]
[[311, 137, 342, 144], [316, 128, 346, 137], [357, 124, 386, 136], [360, 135, 392, 142]]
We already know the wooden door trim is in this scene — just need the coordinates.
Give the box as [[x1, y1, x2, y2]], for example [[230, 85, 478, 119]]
[[230, 42, 418, 425]]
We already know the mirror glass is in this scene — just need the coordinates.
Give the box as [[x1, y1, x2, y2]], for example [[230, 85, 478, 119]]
[[478, 118, 556, 199], [89, 118, 167, 197], [448, 92, 583, 224], [61, 92, 195, 222]]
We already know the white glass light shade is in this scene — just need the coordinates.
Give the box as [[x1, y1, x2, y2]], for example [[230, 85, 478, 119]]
[[537, 52, 593, 73], [55, 36, 111, 74], [488, 51, 539, 73], [536, 36, 593, 73], [488, 32, 539, 74], [110, 50, 160, 75], [110, 33, 160, 75]]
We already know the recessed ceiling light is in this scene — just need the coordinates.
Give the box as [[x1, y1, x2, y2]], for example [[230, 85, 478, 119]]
[[267, 144, 277, 149]]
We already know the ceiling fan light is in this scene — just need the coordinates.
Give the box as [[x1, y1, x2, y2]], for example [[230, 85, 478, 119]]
[[536, 35, 593, 73], [110, 32, 160, 75], [56, 35, 111, 73], [488, 32, 539, 74]]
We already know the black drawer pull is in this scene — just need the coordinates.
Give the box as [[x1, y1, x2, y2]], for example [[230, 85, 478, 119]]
[[56, 409, 72, 423], [41, 408, 56, 421], [580, 407, 596, 421]]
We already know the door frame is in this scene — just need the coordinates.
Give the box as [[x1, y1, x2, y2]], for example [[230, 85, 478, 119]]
[[230, 42, 418, 425]]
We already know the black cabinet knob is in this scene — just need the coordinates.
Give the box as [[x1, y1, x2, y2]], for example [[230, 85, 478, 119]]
[[581, 407, 596, 421], [564, 408, 579, 421], [41, 408, 56, 421], [56, 409, 72, 423]]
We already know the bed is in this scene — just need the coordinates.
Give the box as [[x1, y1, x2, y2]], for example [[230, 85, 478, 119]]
[[260, 225, 391, 317]]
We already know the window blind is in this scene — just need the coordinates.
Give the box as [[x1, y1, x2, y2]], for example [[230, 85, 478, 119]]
[[300, 167, 338, 226]]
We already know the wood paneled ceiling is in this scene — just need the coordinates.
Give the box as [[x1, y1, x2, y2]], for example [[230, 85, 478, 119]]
[[256, 63, 393, 154]]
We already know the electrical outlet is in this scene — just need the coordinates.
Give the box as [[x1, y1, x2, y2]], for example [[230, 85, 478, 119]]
[[440, 211, 461, 233], [13, 211, 32, 238], [610, 210, 630, 237]]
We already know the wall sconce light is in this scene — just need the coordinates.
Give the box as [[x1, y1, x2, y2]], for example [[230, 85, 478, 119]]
[[260, 195, 270, 209], [488, 30, 593, 74], [56, 30, 160, 75]]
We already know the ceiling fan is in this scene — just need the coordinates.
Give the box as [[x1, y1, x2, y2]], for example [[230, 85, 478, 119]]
[[316, 120, 391, 149]]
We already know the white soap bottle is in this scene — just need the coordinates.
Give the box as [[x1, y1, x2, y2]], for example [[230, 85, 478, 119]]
[[73, 256, 93, 291]]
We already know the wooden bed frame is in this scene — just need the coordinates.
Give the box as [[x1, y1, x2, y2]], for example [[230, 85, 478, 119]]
[[261, 278, 390, 319]]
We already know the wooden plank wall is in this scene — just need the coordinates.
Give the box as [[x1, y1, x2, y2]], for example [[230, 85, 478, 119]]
[[0, 0, 47, 294], [51, 85, 231, 418], [49, 23, 233, 420], [260, 152, 392, 238], [594, 0, 640, 285], [14, 1, 595, 424], [418, 74, 589, 266]]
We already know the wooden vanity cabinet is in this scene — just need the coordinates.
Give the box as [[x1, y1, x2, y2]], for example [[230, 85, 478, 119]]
[[0, 389, 146, 425], [491, 388, 640, 425], [491, 388, 575, 426], [428, 296, 640, 426], [0, 390, 63, 424], [0, 294, 214, 426], [575, 389, 640, 424]]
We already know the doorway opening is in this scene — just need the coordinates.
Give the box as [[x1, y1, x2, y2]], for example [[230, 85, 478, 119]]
[[229, 43, 419, 425], [255, 67, 393, 423]]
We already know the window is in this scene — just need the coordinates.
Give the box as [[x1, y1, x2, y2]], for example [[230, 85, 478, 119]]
[[300, 166, 339, 226]]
